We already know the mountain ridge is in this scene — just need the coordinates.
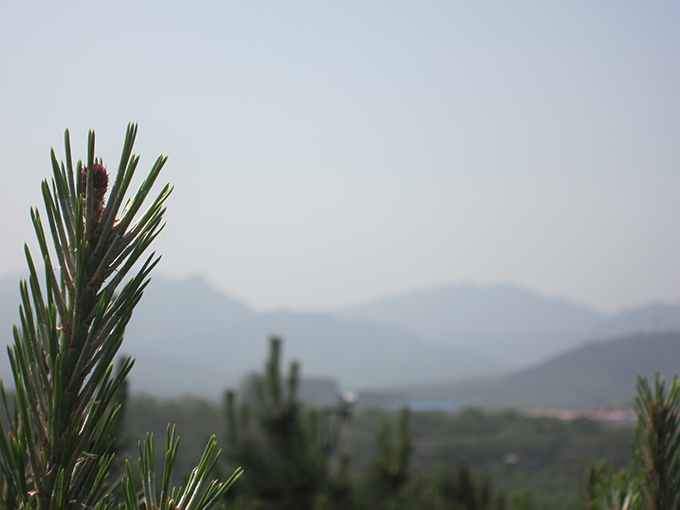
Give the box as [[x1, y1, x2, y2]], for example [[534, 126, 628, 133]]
[[397, 331, 680, 409], [0, 274, 501, 398], [1, 273, 679, 399], [337, 283, 680, 368]]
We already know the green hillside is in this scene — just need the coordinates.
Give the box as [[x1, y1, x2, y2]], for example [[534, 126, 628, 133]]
[[401, 331, 680, 409], [119, 397, 632, 510]]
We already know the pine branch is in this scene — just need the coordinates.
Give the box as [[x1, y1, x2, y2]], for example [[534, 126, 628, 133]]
[[0, 125, 241, 510]]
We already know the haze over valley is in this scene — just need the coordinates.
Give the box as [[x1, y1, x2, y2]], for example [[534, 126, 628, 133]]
[[1, 2, 679, 412], [1, 273, 677, 402]]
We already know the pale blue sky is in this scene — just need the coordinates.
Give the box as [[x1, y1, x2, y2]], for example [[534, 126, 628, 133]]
[[1, 1, 679, 313]]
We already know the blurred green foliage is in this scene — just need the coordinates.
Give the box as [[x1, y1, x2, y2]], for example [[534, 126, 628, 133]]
[[121, 377, 632, 509], [585, 374, 680, 510]]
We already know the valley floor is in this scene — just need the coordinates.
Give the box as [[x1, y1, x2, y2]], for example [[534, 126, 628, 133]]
[[124, 396, 634, 509]]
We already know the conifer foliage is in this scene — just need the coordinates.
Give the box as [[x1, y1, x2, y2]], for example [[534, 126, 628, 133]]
[[0, 125, 241, 510], [223, 337, 505, 510], [633, 374, 680, 510], [225, 337, 338, 510], [589, 374, 680, 510], [365, 408, 412, 506]]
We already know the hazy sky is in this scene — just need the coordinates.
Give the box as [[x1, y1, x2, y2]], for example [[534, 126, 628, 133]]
[[1, 1, 679, 314]]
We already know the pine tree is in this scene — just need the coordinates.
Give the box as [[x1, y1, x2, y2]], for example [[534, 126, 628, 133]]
[[0, 125, 241, 510], [364, 407, 412, 509], [107, 358, 132, 482], [224, 336, 349, 510], [633, 374, 680, 510], [434, 462, 502, 510], [589, 373, 680, 510]]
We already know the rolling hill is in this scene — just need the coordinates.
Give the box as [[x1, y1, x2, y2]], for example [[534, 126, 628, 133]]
[[337, 284, 605, 368], [399, 331, 680, 409], [337, 284, 680, 369], [1, 273, 679, 401], [0, 274, 500, 398]]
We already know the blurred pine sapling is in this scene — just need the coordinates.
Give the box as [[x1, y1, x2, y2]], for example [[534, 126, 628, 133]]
[[588, 373, 680, 510], [225, 337, 342, 510], [0, 125, 241, 510]]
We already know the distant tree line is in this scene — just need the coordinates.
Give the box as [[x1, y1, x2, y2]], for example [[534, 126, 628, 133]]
[[221, 336, 506, 510]]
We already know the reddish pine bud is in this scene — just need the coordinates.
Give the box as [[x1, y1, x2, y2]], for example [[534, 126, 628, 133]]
[[81, 163, 109, 193], [81, 163, 109, 221]]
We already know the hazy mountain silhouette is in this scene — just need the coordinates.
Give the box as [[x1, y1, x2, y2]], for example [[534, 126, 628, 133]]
[[1, 273, 679, 400], [337, 284, 605, 367], [593, 303, 680, 338], [0, 274, 500, 398], [337, 284, 680, 368], [400, 331, 680, 409]]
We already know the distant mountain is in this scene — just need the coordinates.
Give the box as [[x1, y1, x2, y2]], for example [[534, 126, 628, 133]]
[[336, 284, 680, 369], [337, 284, 606, 368], [0, 274, 500, 398], [2, 273, 680, 400], [400, 331, 680, 409], [594, 303, 680, 338]]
